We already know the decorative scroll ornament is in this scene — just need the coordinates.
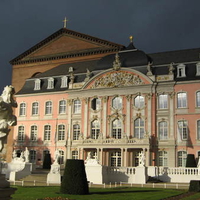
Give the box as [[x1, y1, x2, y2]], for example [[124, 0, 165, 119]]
[[113, 53, 121, 70], [92, 71, 144, 89]]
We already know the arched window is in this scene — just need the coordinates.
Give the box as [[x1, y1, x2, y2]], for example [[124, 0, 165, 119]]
[[45, 101, 52, 115], [158, 151, 168, 166], [59, 100, 66, 114], [61, 76, 68, 88], [30, 125, 37, 141], [177, 92, 187, 108], [58, 124, 65, 141], [44, 125, 51, 141], [112, 96, 122, 110], [196, 91, 200, 107], [18, 126, 25, 141], [74, 99, 81, 114], [19, 103, 26, 116], [47, 77, 54, 89], [91, 120, 100, 139], [158, 121, 168, 140], [112, 119, 122, 139], [91, 98, 101, 111], [32, 102, 39, 115], [158, 94, 168, 109], [178, 151, 187, 167], [178, 120, 188, 140], [134, 95, 144, 108], [34, 79, 41, 90], [134, 118, 144, 139], [197, 120, 200, 140], [73, 124, 80, 140]]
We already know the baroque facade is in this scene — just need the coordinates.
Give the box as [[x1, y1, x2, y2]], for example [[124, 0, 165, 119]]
[[9, 27, 200, 168]]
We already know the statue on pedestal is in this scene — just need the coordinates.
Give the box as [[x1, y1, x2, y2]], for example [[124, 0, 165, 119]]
[[0, 85, 17, 151]]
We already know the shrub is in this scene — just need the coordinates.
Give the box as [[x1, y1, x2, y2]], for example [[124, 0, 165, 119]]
[[43, 153, 52, 169], [189, 180, 200, 192], [186, 154, 197, 167], [60, 159, 89, 195]]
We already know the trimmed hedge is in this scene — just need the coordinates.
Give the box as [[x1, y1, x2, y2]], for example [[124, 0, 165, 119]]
[[60, 159, 89, 195], [186, 154, 197, 168], [43, 153, 51, 169], [189, 180, 200, 192]]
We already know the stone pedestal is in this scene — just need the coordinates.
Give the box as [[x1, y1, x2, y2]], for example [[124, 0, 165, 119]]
[[135, 166, 147, 184], [47, 162, 61, 184], [0, 174, 16, 200]]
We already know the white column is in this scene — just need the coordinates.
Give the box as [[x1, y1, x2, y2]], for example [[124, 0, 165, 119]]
[[126, 95, 131, 137], [67, 99, 73, 159], [102, 96, 108, 138], [124, 148, 127, 167], [147, 94, 152, 136], [169, 93, 174, 138], [83, 98, 89, 138], [121, 148, 124, 167]]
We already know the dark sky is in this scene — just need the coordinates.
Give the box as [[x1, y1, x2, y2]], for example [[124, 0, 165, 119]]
[[0, 0, 200, 92]]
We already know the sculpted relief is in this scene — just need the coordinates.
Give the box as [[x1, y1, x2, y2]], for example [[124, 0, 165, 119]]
[[91, 71, 144, 89]]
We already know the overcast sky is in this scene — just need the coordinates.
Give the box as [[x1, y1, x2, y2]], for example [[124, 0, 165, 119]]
[[0, 0, 200, 92]]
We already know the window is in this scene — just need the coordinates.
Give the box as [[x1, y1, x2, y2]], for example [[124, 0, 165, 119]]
[[134, 152, 140, 167], [91, 98, 101, 111], [110, 151, 121, 167], [112, 96, 122, 110], [178, 151, 187, 167], [178, 120, 188, 140], [72, 151, 78, 159], [158, 94, 168, 109], [61, 76, 68, 88], [45, 101, 52, 115], [19, 103, 26, 116], [74, 99, 81, 114], [134, 118, 145, 139], [59, 100, 66, 114], [177, 92, 187, 108], [158, 121, 168, 140], [47, 77, 54, 89], [34, 79, 41, 90], [18, 126, 25, 141], [112, 119, 122, 139], [134, 95, 145, 108], [158, 151, 168, 166], [57, 124, 65, 141], [177, 64, 186, 77], [44, 125, 51, 141], [196, 91, 200, 107], [30, 125, 37, 141], [91, 120, 100, 139], [30, 150, 36, 163], [197, 120, 200, 140], [73, 124, 80, 140], [58, 150, 64, 164], [32, 102, 39, 115]]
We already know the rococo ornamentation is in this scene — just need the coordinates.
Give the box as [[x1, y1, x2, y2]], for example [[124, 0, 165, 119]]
[[92, 71, 144, 89]]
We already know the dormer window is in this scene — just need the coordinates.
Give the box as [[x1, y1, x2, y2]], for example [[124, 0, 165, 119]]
[[177, 64, 186, 78], [196, 62, 200, 76], [47, 77, 54, 89], [34, 79, 41, 90], [61, 76, 68, 88]]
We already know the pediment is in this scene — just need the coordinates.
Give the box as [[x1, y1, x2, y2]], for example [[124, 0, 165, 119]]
[[24, 35, 104, 60], [84, 69, 153, 89], [10, 28, 124, 64]]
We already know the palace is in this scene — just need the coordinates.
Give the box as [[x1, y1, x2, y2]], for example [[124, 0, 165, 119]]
[[9, 26, 200, 168]]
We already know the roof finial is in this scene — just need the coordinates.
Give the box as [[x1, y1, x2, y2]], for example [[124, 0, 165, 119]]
[[129, 35, 133, 43], [63, 17, 68, 28]]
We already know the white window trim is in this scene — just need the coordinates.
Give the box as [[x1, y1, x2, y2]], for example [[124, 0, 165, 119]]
[[61, 76, 68, 88], [196, 62, 200, 76], [47, 77, 54, 89], [177, 64, 186, 78], [177, 92, 187, 108], [34, 79, 41, 90]]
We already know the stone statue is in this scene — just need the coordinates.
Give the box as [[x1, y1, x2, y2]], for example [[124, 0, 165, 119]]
[[54, 149, 61, 163], [24, 147, 30, 163], [0, 85, 17, 152], [139, 151, 145, 167]]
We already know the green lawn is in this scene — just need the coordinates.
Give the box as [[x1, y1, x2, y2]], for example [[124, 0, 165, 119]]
[[11, 186, 186, 200]]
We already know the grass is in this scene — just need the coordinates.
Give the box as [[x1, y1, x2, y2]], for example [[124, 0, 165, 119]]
[[11, 186, 186, 200]]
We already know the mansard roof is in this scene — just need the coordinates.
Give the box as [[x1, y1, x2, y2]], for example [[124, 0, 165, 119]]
[[10, 28, 125, 65]]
